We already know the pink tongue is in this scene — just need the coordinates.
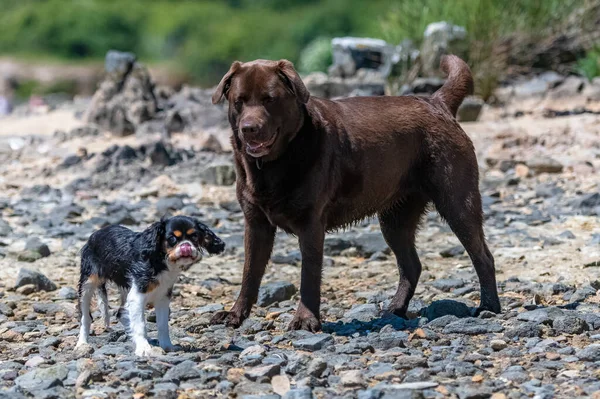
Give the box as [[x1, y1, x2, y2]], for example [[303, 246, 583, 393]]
[[180, 243, 192, 257]]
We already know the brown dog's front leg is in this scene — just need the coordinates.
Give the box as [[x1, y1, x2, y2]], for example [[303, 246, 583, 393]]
[[211, 212, 275, 328], [288, 223, 324, 332]]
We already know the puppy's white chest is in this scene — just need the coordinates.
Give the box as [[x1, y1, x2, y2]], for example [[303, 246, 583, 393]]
[[145, 269, 180, 304]]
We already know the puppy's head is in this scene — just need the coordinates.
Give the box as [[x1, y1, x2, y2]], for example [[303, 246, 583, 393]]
[[161, 216, 225, 271], [212, 59, 309, 161]]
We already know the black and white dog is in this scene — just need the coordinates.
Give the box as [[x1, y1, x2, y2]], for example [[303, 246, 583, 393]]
[[76, 216, 225, 356]]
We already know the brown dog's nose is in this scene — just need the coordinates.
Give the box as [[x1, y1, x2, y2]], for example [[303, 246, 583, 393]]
[[241, 122, 260, 136]]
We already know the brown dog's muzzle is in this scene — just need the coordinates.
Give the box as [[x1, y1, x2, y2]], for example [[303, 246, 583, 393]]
[[240, 123, 279, 158]]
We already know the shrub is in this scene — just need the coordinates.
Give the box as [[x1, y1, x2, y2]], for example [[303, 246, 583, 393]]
[[298, 37, 333, 74], [380, 0, 580, 99], [577, 48, 600, 81]]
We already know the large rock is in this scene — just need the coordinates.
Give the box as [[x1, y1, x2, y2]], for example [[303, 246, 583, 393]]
[[162, 360, 201, 383], [526, 157, 563, 174], [553, 315, 589, 334], [548, 75, 586, 99], [0, 218, 12, 236], [424, 300, 471, 321], [329, 37, 395, 78], [420, 22, 468, 78], [165, 86, 229, 131], [343, 304, 379, 322], [292, 334, 334, 351], [304, 71, 385, 99], [85, 50, 157, 136], [15, 364, 68, 392], [105, 50, 136, 77], [257, 282, 297, 307], [578, 344, 600, 361], [18, 238, 52, 262], [200, 162, 236, 186], [442, 317, 504, 335], [324, 231, 389, 257], [583, 77, 600, 101], [457, 96, 484, 122], [15, 268, 57, 292]]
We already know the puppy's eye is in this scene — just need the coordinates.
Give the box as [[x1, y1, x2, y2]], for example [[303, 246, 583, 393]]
[[167, 236, 177, 247], [263, 96, 275, 104], [234, 99, 243, 109]]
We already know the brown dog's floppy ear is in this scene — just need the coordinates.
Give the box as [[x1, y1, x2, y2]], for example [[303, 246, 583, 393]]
[[212, 61, 242, 104], [277, 60, 310, 104]]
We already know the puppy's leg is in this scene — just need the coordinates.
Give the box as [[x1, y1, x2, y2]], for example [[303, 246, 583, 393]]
[[126, 285, 152, 356], [76, 276, 95, 348], [97, 283, 110, 331], [117, 286, 129, 329], [378, 195, 428, 318], [155, 294, 178, 352], [211, 208, 275, 328], [288, 221, 324, 332], [429, 156, 501, 314]]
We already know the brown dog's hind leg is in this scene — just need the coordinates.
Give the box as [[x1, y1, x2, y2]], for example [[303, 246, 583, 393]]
[[210, 209, 276, 328], [379, 195, 428, 318], [428, 158, 502, 314]]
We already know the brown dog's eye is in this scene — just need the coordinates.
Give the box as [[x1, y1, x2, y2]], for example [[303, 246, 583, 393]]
[[167, 236, 177, 247], [234, 99, 243, 109], [263, 96, 275, 104]]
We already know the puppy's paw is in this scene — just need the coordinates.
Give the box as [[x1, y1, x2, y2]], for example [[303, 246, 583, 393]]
[[288, 313, 321, 332], [74, 342, 94, 356], [75, 339, 88, 349], [134, 341, 161, 357], [210, 310, 244, 328]]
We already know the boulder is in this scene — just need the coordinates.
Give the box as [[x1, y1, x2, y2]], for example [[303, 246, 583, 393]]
[[548, 76, 586, 99], [457, 96, 484, 122], [329, 37, 395, 78], [85, 50, 157, 136], [304, 71, 385, 99], [200, 162, 236, 186], [583, 77, 600, 101], [420, 22, 468, 78], [15, 268, 57, 292]]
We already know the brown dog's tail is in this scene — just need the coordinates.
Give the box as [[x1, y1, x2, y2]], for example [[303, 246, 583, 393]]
[[432, 55, 474, 117]]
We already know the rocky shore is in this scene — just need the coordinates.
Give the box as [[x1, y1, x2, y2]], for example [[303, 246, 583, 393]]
[[1, 53, 600, 398]]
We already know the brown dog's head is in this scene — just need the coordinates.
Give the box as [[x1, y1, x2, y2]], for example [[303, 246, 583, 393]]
[[212, 59, 309, 161]]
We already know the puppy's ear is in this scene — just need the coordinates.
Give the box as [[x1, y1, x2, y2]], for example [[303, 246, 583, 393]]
[[195, 220, 225, 255], [277, 60, 310, 104], [140, 221, 165, 261], [212, 61, 242, 104]]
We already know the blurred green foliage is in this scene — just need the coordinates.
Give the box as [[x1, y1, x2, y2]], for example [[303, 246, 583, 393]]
[[298, 37, 333, 74], [0, 0, 589, 89], [577, 47, 600, 80], [380, 0, 580, 99], [0, 0, 390, 85]]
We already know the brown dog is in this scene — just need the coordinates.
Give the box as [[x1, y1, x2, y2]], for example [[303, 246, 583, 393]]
[[210, 55, 501, 331]]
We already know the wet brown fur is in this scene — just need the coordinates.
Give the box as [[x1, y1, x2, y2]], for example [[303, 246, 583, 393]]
[[210, 55, 500, 331]]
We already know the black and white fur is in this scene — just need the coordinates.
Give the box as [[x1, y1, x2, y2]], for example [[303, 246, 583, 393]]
[[75, 216, 225, 356]]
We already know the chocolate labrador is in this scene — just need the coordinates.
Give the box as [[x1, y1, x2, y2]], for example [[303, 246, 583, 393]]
[[210, 55, 501, 331]]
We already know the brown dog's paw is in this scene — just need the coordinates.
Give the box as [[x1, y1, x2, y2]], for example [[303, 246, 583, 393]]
[[287, 313, 321, 332], [210, 310, 244, 328], [475, 302, 502, 316]]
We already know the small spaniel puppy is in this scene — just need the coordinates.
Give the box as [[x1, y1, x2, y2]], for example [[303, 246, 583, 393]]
[[76, 216, 225, 356]]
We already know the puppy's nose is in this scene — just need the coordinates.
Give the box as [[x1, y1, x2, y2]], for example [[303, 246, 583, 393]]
[[241, 122, 259, 136]]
